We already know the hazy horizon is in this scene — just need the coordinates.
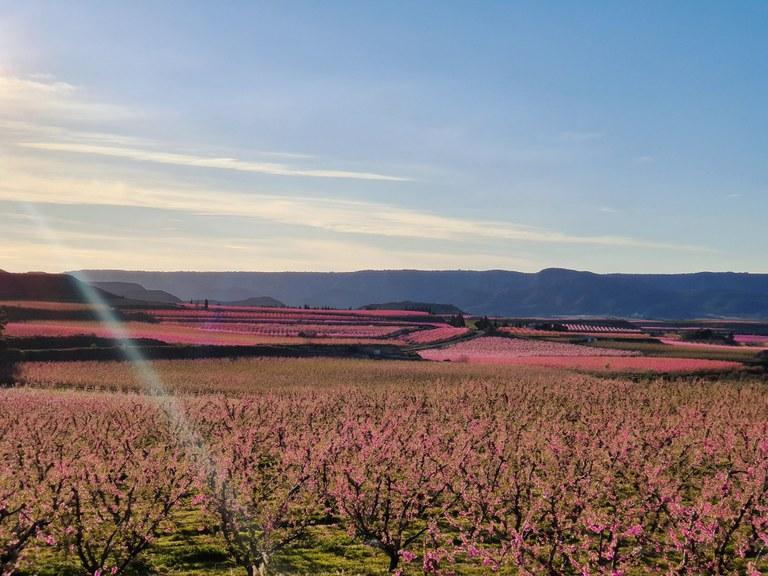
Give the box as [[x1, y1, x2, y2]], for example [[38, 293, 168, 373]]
[[5, 266, 768, 277]]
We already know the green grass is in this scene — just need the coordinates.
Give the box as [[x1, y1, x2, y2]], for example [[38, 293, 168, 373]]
[[18, 504, 508, 576], [18, 506, 395, 576]]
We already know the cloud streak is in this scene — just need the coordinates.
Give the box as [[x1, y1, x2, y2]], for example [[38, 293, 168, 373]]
[[0, 73, 133, 121], [19, 141, 410, 182], [0, 163, 711, 253], [1, 71, 407, 181]]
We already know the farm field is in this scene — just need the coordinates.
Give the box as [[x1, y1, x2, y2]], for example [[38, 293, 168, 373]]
[[659, 337, 768, 352], [4, 294, 768, 372], [400, 326, 470, 345], [419, 336, 641, 359], [586, 339, 763, 364], [499, 326, 653, 340], [2, 303, 469, 350], [440, 354, 745, 372], [736, 334, 768, 346], [6, 308, 768, 372], [3, 358, 768, 576], [0, 301, 108, 312], [417, 336, 749, 372], [3, 320, 409, 347]]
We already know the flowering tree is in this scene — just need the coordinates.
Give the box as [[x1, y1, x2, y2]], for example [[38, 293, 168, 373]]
[[451, 382, 768, 576], [197, 397, 322, 576], [59, 399, 195, 576], [0, 393, 69, 575], [653, 421, 768, 575], [329, 403, 460, 573]]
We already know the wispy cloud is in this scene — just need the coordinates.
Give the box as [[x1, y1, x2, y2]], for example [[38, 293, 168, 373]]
[[0, 118, 154, 147], [1, 71, 406, 181], [18, 141, 410, 182], [0, 70, 716, 269], [0, 162, 711, 253], [0, 72, 133, 121]]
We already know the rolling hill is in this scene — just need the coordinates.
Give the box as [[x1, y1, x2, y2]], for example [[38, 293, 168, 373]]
[[212, 296, 286, 307], [91, 282, 181, 305], [0, 271, 113, 303]]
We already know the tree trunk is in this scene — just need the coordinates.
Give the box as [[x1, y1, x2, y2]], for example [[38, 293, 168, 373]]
[[244, 558, 267, 576], [388, 551, 399, 572]]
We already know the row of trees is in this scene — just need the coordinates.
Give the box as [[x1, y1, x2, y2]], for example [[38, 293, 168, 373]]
[[0, 311, 18, 387], [3, 378, 768, 575]]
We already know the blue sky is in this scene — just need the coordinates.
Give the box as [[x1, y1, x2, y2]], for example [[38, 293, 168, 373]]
[[1, 1, 766, 272]]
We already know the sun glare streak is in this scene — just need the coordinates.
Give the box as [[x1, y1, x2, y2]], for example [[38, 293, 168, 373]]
[[17, 201, 212, 465]]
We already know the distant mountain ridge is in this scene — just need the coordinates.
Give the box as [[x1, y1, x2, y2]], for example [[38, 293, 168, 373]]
[[361, 301, 464, 315], [212, 296, 285, 307], [0, 271, 112, 303], [0, 272, 177, 308], [92, 282, 182, 304], [71, 269, 768, 319]]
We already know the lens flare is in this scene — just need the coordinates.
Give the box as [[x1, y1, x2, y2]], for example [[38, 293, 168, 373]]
[[17, 201, 208, 457]]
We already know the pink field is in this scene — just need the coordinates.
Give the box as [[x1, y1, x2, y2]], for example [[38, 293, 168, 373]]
[[499, 327, 651, 340], [443, 355, 744, 372], [151, 305, 432, 321], [141, 306, 436, 342], [4, 321, 404, 346], [5, 299, 457, 346], [562, 323, 641, 333], [660, 337, 768, 351], [498, 327, 568, 337], [0, 300, 103, 311], [401, 326, 470, 344], [170, 321, 407, 339], [417, 336, 744, 372], [735, 334, 768, 346], [419, 336, 638, 361]]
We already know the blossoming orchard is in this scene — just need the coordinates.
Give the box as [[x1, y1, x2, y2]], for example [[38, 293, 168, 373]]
[[2, 359, 767, 575]]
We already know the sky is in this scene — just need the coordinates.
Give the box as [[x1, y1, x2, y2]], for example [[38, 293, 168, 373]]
[[1, 1, 766, 273]]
